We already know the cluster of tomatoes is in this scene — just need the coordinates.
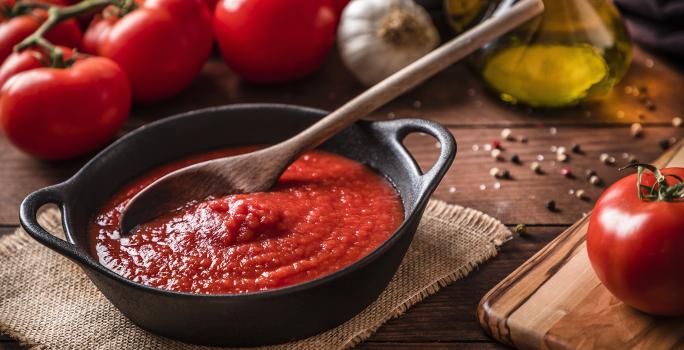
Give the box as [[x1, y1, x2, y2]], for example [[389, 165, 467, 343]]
[[0, 0, 348, 160]]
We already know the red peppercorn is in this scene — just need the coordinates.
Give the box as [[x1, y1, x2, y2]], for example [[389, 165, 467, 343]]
[[492, 139, 502, 149], [561, 167, 572, 178]]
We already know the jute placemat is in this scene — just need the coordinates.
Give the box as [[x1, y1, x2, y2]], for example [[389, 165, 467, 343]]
[[0, 199, 511, 349]]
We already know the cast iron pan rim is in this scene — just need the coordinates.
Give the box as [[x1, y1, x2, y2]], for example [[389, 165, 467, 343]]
[[51, 103, 446, 299]]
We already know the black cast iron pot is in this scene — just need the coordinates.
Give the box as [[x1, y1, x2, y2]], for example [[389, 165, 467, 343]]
[[19, 104, 456, 346]]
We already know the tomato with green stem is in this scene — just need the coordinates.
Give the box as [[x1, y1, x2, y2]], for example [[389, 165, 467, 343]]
[[82, 0, 213, 102], [0, 47, 131, 159], [587, 164, 684, 316], [0, 0, 81, 63]]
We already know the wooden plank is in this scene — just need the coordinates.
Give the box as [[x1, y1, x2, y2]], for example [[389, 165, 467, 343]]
[[358, 342, 505, 349], [2, 126, 681, 226], [477, 142, 684, 349], [369, 226, 562, 343], [0, 40, 681, 350], [421, 126, 682, 225], [374, 46, 684, 127], [129, 47, 683, 127]]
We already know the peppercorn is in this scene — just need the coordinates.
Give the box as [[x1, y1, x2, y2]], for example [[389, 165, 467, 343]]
[[659, 138, 671, 150], [491, 148, 502, 160], [673, 117, 683, 128], [556, 152, 569, 162], [492, 139, 502, 149], [501, 128, 513, 141], [510, 153, 520, 164], [489, 167, 500, 178], [514, 224, 527, 236], [630, 123, 643, 138], [589, 175, 601, 186], [546, 200, 556, 211], [575, 189, 586, 200], [600, 153, 615, 165], [531, 161, 542, 174], [570, 143, 581, 153], [561, 167, 573, 178], [585, 169, 597, 179]]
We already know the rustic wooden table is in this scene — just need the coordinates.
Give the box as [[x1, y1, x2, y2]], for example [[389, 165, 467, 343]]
[[1, 46, 682, 349]]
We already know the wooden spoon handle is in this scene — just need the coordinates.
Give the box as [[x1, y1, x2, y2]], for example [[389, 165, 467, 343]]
[[282, 0, 544, 152]]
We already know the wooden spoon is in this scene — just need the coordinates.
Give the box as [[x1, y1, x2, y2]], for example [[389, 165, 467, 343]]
[[120, 0, 544, 233]]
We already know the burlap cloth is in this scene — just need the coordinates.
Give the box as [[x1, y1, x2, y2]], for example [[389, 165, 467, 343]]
[[0, 199, 511, 349]]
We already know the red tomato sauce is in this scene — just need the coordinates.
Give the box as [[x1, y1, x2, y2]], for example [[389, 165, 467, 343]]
[[90, 148, 403, 294]]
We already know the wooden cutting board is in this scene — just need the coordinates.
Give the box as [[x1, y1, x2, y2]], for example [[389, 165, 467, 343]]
[[478, 141, 684, 350]]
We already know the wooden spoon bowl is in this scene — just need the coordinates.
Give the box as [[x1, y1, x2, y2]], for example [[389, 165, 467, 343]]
[[119, 0, 544, 232]]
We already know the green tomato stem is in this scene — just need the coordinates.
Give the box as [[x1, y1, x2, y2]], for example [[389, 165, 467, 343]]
[[13, 0, 126, 66], [621, 163, 684, 202], [3, 1, 49, 18]]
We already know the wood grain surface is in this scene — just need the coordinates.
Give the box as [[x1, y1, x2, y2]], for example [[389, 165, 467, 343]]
[[477, 142, 684, 350], [128, 46, 684, 127], [118, 1, 544, 232], [1, 45, 683, 349]]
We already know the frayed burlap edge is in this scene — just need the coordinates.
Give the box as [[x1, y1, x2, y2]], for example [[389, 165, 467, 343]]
[[0, 199, 511, 349], [342, 200, 511, 348], [0, 208, 62, 350]]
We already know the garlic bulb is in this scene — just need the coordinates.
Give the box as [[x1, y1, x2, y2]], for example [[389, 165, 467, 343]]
[[338, 0, 440, 86]]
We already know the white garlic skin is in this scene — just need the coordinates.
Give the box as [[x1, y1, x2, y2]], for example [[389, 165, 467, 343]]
[[337, 0, 440, 86]]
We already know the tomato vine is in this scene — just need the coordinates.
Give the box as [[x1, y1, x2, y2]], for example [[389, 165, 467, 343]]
[[621, 163, 684, 202], [13, 0, 129, 66]]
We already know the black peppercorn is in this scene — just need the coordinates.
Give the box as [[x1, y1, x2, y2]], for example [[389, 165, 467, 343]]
[[659, 138, 671, 150], [546, 200, 556, 211], [510, 153, 520, 164], [570, 143, 581, 154]]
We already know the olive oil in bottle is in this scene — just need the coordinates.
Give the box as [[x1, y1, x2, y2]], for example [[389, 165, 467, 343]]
[[444, 0, 489, 34], [451, 0, 632, 108]]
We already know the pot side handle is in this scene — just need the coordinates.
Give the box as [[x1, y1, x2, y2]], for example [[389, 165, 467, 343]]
[[19, 185, 83, 261], [380, 119, 457, 190]]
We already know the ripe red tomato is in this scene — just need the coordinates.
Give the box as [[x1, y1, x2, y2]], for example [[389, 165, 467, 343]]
[[213, 0, 337, 83], [332, 0, 350, 15], [82, 0, 213, 102], [0, 47, 44, 87], [0, 1, 82, 63], [0, 49, 130, 160], [204, 0, 218, 12], [587, 167, 684, 316]]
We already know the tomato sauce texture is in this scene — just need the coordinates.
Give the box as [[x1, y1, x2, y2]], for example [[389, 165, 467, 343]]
[[90, 148, 404, 294]]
